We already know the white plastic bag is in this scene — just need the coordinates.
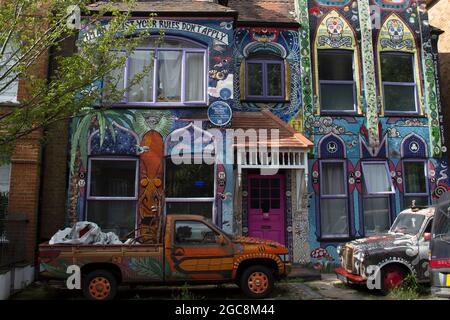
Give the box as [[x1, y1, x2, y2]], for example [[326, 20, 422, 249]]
[[49, 222, 122, 245]]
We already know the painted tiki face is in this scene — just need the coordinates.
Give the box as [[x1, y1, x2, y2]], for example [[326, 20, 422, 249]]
[[387, 19, 404, 43], [326, 17, 344, 42]]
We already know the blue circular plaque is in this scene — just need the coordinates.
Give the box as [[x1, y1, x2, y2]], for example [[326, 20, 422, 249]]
[[207, 101, 232, 126]]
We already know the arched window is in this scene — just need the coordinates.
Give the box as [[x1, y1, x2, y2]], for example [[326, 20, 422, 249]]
[[317, 133, 350, 239], [104, 37, 207, 106], [313, 10, 362, 115], [400, 133, 429, 207], [377, 15, 423, 115]]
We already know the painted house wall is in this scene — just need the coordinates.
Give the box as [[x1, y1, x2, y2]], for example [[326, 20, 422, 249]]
[[429, 1, 450, 154], [67, 17, 236, 235], [62, 1, 448, 268], [295, 0, 450, 269]]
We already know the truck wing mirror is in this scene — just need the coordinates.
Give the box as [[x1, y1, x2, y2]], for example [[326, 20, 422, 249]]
[[217, 234, 227, 246], [423, 232, 432, 241]]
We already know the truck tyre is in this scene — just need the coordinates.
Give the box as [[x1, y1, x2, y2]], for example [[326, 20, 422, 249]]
[[380, 265, 406, 295], [240, 265, 274, 299], [83, 270, 118, 300]]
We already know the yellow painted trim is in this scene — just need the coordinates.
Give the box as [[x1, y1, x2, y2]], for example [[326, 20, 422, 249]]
[[285, 60, 291, 101], [377, 13, 424, 116], [240, 61, 246, 100], [313, 10, 362, 115]]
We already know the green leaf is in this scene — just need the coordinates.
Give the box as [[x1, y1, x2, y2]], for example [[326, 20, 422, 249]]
[[98, 113, 106, 146]]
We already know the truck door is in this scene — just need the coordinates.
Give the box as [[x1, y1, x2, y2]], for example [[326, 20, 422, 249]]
[[165, 220, 234, 282]]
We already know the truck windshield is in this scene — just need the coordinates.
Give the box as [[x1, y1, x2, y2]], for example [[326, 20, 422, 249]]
[[433, 206, 450, 237], [390, 214, 425, 235]]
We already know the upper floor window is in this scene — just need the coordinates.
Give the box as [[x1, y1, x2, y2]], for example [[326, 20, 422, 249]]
[[104, 37, 207, 106], [381, 52, 417, 114], [245, 53, 285, 101], [0, 43, 19, 103], [318, 50, 356, 113]]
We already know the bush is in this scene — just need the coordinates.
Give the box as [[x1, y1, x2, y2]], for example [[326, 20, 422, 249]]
[[388, 273, 427, 300]]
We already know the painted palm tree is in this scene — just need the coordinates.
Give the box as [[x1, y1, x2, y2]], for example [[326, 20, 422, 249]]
[[68, 109, 135, 224]]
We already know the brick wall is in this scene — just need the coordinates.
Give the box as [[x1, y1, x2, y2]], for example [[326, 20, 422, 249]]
[[39, 120, 69, 240], [7, 130, 43, 263], [5, 44, 50, 264], [429, 0, 450, 151]]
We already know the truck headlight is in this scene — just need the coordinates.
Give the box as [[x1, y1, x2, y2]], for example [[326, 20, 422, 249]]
[[354, 251, 366, 262], [336, 245, 342, 255]]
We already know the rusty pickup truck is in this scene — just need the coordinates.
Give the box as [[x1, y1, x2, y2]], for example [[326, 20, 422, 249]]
[[39, 214, 291, 300]]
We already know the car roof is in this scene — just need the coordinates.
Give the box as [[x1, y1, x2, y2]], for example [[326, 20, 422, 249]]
[[399, 206, 435, 217]]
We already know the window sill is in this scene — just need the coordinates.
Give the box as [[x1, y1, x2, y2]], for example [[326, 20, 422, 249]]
[[319, 111, 359, 117], [100, 102, 209, 108], [241, 99, 289, 104], [317, 236, 354, 243], [382, 112, 423, 117]]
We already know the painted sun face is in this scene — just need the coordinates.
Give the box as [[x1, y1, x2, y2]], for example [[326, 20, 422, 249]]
[[387, 19, 404, 42], [326, 17, 344, 41]]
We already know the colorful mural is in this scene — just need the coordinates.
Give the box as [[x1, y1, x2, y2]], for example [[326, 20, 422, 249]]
[[63, 2, 449, 269], [301, 0, 450, 269]]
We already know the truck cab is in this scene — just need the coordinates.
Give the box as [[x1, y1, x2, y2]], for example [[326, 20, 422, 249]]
[[39, 215, 291, 300]]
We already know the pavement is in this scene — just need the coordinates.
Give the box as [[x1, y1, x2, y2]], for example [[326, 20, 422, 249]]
[[9, 273, 445, 300]]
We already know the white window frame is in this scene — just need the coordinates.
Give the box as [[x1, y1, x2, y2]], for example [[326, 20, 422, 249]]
[[164, 155, 216, 222]]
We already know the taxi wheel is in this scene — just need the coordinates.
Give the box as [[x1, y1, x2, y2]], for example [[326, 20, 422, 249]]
[[83, 270, 118, 300], [240, 265, 274, 299], [380, 265, 406, 295]]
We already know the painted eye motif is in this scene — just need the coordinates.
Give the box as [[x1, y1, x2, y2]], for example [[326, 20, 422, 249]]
[[389, 27, 395, 33]]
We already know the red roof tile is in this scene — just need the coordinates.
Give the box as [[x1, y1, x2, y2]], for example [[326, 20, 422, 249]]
[[228, 0, 297, 24], [231, 110, 313, 148], [88, 1, 236, 15]]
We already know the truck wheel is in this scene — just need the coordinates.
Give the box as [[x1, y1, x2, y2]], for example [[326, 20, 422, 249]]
[[380, 265, 406, 295], [83, 270, 117, 300], [240, 265, 274, 299]]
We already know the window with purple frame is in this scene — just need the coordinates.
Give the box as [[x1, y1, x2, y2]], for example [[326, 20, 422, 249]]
[[86, 158, 139, 238], [103, 37, 207, 106], [245, 54, 285, 101], [381, 52, 417, 114], [319, 160, 350, 238], [403, 160, 429, 208], [318, 50, 356, 113], [361, 162, 395, 235]]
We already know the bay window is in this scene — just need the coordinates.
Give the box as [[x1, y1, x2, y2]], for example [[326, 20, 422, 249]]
[[104, 38, 207, 106], [403, 160, 429, 207], [361, 162, 394, 235], [318, 50, 356, 113], [87, 158, 138, 237], [165, 159, 215, 221], [381, 52, 417, 114], [319, 161, 349, 238]]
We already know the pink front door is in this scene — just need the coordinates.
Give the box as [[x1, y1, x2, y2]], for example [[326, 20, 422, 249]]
[[248, 174, 285, 245]]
